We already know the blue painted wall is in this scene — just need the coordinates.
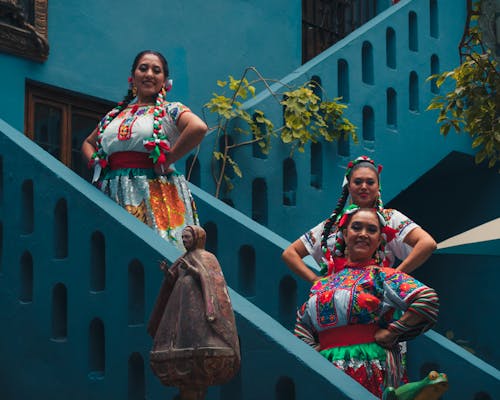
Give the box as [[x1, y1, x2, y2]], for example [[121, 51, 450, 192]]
[[0, 119, 380, 399], [192, 0, 476, 242], [1, 0, 499, 398], [1, 118, 499, 399], [386, 151, 500, 369], [0, 0, 301, 131]]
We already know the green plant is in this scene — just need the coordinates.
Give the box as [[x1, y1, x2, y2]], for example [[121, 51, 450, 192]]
[[203, 67, 358, 198], [426, 0, 499, 170]]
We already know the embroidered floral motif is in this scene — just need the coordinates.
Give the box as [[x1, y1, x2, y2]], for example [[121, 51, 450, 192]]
[[357, 292, 381, 312], [316, 287, 338, 327], [167, 102, 190, 121], [116, 105, 154, 141], [383, 269, 424, 299]]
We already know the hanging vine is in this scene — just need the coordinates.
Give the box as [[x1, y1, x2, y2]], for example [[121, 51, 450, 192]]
[[427, 0, 499, 170], [203, 66, 358, 198]]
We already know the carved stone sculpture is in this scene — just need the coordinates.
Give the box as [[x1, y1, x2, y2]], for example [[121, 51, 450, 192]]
[[147, 225, 240, 400]]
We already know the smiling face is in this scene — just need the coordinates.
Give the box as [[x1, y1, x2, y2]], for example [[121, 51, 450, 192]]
[[343, 210, 381, 263], [348, 166, 380, 208], [132, 53, 166, 104]]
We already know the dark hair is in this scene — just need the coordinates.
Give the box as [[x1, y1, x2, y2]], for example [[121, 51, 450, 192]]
[[348, 161, 379, 184], [94, 50, 170, 150], [131, 50, 169, 77], [111, 51, 170, 113], [341, 207, 383, 230]]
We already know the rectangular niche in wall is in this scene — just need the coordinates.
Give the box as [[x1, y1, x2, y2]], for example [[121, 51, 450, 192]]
[[0, 0, 49, 62]]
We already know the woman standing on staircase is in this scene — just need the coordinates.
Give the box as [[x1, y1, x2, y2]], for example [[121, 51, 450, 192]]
[[82, 50, 207, 249], [294, 206, 439, 397], [282, 156, 437, 282]]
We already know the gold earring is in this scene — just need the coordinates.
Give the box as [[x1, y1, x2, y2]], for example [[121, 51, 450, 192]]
[[132, 85, 137, 97]]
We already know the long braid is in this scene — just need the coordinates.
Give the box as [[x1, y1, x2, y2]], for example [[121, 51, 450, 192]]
[[122, 87, 136, 106], [319, 185, 349, 275], [90, 89, 135, 171], [143, 86, 171, 164]]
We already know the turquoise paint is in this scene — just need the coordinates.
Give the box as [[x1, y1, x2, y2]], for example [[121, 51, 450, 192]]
[[194, 0, 477, 242], [414, 253, 500, 370], [1, 0, 499, 398], [0, 117, 376, 399], [0, 0, 301, 130], [2, 114, 499, 398], [435, 240, 500, 256]]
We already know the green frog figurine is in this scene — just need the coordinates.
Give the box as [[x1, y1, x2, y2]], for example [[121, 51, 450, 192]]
[[382, 371, 449, 400]]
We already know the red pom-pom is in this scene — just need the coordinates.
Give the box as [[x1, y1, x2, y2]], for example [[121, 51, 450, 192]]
[[144, 141, 156, 151], [158, 142, 171, 152], [338, 213, 349, 228], [157, 152, 167, 164]]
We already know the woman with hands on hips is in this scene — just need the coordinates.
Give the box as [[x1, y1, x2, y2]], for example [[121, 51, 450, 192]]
[[294, 206, 439, 397], [282, 156, 437, 283], [82, 50, 207, 249]]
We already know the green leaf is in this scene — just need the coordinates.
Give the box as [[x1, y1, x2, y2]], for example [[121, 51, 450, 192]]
[[208, 70, 358, 195], [475, 150, 486, 164], [488, 156, 497, 168], [426, 101, 444, 111], [471, 136, 484, 148], [227, 156, 242, 178], [441, 124, 451, 136]]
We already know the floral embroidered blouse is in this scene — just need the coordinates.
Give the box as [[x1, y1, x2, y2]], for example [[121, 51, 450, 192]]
[[295, 265, 438, 348], [100, 101, 190, 156]]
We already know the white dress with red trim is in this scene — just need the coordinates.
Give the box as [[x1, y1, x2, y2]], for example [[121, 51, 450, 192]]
[[97, 101, 199, 249]]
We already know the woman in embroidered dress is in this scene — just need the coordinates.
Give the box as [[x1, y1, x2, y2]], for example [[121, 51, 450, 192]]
[[282, 156, 437, 282], [82, 50, 207, 249], [294, 207, 439, 397]]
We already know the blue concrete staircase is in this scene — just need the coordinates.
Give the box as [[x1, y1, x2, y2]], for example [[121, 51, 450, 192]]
[[1, 0, 499, 399], [1, 119, 499, 399]]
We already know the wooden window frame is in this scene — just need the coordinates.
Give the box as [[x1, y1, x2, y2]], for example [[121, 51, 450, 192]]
[[25, 80, 114, 169], [0, 0, 49, 62]]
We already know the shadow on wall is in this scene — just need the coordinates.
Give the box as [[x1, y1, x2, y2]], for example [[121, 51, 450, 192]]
[[386, 151, 500, 243], [387, 150, 500, 370], [415, 253, 499, 370]]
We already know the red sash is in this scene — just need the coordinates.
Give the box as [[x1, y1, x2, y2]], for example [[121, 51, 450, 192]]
[[108, 151, 153, 170], [319, 323, 378, 349]]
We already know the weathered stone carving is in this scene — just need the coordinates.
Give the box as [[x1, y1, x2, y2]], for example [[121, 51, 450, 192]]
[[148, 225, 240, 400]]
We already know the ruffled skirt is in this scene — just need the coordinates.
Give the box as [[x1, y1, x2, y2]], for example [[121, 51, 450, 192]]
[[101, 168, 199, 250], [320, 342, 407, 398]]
